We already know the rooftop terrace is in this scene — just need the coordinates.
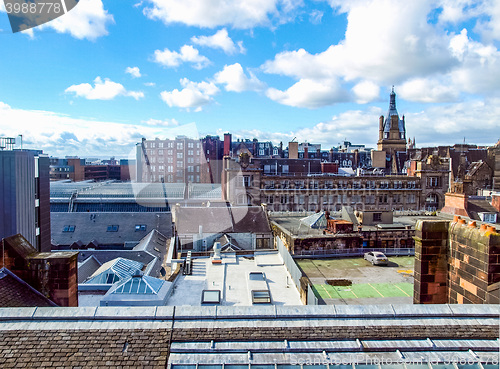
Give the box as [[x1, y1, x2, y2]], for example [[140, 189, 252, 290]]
[[167, 252, 302, 306]]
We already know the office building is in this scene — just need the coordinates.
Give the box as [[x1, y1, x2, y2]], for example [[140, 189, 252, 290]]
[[0, 145, 50, 252]]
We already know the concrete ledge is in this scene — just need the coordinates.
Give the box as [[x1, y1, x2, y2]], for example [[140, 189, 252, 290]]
[[448, 304, 499, 317], [392, 304, 453, 317], [155, 306, 175, 320], [174, 306, 217, 320], [0, 304, 498, 321], [216, 306, 276, 319], [335, 305, 395, 317], [415, 220, 450, 233], [0, 307, 37, 320], [94, 306, 157, 320], [275, 305, 336, 318], [33, 307, 97, 320]]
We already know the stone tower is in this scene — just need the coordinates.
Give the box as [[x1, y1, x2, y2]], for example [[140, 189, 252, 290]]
[[377, 87, 407, 155]]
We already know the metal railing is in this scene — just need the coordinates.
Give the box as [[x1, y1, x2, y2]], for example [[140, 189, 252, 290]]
[[292, 247, 415, 259]]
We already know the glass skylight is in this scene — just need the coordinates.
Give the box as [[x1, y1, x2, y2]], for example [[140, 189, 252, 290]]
[[85, 258, 144, 285], [112, 275, 165, 295]]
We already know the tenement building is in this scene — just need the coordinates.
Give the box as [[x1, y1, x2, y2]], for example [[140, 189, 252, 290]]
[[136, 135, 224, 184], [223, 156, 421, 211]]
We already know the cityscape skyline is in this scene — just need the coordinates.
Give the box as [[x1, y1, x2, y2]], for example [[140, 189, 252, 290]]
[[0, 0, 500, 157]]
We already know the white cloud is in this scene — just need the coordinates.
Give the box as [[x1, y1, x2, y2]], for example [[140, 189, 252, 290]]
[[143, 118, 179, 127], [160, 78, 219, 111], [0, 101, 181, 157], [262, 48, 329, 80], [40, 0, 114, 40], [214, 63, 265, 92], [309, 10, 323, 24], [398, 78, 459, 103], [266, 1, 454, 84], [153, 45, 210, 69], [435, 0, 482, 24], [261, 0, 500, 108], [448, 29, 500, 94], [219, 98, 500, 149], [191, 28, 245, 55], [21, 29, 35, 39], [144, 82, 156, 87], [219, 108, 381, 148], [142, 0, 303, 29], [407, 98, 500, 146], [266, 78, 347, 108], [125, 66, 142, 78], [352, 81, 380, 104], [65, 77, 144, 100], [474, 0, 500, 42]]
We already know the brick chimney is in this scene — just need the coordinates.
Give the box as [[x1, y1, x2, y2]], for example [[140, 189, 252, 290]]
[[223, 133, 232, 156], [288, 142, 298, 159], [1, 234, 78, 307], [440, 192, 468, 217], [491, 194, 500, 212]]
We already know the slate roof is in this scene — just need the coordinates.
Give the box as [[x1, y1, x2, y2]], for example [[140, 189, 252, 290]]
[[449, 148, 488, 179], [78, 230, 169, 279], [77, 255, 101, 283], [231, 206, 271, 233], [0, 268, 57, 307], [51, 212, 172, 247], [467, 199, 499, 221], [175, 206, 271, 234], [0, 304, 497, 368]]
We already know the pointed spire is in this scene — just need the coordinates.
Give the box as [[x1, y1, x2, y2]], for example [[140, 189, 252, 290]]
[[389, 86, 396, 110]]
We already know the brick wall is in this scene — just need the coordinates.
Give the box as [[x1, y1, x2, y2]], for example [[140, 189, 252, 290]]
[[414, 219, 500, 304]]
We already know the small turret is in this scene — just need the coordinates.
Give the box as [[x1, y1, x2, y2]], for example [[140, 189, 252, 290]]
[[379, 115, 384, 140]]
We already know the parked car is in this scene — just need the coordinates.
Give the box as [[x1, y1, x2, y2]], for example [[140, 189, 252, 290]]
[[364, 251, 388, 265]]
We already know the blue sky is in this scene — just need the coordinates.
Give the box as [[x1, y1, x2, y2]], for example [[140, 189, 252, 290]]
[[0, 0, 499, 157]]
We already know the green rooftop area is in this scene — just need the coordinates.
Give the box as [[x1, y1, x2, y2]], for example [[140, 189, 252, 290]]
[[297, 256, 415, 305]]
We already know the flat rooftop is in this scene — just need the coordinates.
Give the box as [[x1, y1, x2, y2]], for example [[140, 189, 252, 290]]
[[271, 213, 449, 236], [167, 252, 302, 306]]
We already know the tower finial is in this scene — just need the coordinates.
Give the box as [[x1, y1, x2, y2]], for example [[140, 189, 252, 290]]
[[392, 85, 394, 93]]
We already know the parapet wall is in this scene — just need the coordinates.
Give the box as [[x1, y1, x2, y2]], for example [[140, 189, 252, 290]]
[[414, 218, 500, 304]]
